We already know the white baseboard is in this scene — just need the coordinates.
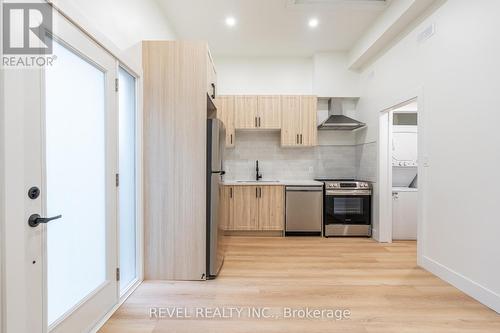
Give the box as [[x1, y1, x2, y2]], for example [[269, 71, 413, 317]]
[[89, 279, 143, 333], [421, 256, 500, 314]]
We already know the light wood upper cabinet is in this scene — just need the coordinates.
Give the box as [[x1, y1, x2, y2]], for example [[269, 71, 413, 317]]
[[300, 96, 318, 146], [215, 96, 235, 147], [281, 95, 317, 147], [235, 95, 281, 129], [232, 185, 259, 230], [258, 96, 281, 129], [228, 94, 317, 145], [224, 185, 284, 231], [281, 96, 302, 147], [258, 186, 284, 231], [207, 51, 217, 101], [234, 96, 259, 129]]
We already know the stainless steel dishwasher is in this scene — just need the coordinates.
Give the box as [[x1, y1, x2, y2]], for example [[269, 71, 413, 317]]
[[285, 186, 323, 236]]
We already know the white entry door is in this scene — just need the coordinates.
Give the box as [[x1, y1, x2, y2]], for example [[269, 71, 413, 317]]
[[43, 14, 118, 333], [4, 9, 119, 333]]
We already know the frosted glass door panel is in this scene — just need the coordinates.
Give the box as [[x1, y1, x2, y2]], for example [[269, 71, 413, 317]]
[[45, 40, 106, 325], [118, 67, 137, 292]]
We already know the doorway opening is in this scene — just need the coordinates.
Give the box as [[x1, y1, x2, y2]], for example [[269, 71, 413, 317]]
[[378, 97, 422, 246]]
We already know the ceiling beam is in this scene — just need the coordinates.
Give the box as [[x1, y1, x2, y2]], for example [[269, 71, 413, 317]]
[[348, 0, 440, 70]]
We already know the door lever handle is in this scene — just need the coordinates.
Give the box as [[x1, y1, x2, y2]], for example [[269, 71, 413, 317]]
[[28, 214, 62, 228]]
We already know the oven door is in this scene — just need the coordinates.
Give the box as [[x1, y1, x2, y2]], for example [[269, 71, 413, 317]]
[[325, 190, 371, 225]]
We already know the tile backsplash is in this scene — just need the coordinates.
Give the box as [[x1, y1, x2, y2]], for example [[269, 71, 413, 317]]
[[355, 141, 377, 182], [223, 132, 376, 181]]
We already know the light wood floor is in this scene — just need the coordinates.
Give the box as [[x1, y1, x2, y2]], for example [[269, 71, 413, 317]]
[[99, 237, 500, 333]]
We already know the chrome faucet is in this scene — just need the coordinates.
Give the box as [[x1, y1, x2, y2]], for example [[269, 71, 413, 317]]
[[256, 160, 262, 181]]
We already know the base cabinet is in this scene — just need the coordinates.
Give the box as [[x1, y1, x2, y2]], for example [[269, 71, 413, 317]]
[[392, 190, 418, 240], [222, 185, 284, 231], [232, 186, 259, 230], [258, 186, 284, 230]]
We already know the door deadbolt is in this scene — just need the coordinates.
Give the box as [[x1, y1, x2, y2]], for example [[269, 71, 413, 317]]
[[28, 186, 40, 199]]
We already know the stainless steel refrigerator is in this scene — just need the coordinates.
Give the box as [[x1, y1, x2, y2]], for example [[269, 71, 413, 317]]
[[206, 118, 226, 278]]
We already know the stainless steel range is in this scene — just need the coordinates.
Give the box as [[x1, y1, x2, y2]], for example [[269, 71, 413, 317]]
[[315, 179, 372, 237]]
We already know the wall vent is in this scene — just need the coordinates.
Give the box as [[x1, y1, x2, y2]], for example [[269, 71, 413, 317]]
[[418, 24, 436, 43]]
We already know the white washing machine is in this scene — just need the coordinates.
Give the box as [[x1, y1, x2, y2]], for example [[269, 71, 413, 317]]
[[392, 126, 417, 187]]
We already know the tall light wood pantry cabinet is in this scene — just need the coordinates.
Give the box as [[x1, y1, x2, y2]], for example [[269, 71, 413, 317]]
[[143, 41, 216, 280]]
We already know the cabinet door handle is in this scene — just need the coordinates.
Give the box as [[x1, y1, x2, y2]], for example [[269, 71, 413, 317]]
[[260, 187, 262, 198], [300, 134, 303, 144], [256, 187, 258, 198], [230, 134, 233, 144], [230, 187, 233, 198], [296, 134, 299, 144], [211, 83, 216, 99], [258, 117, 261, 127], [255, 117, 258, 128]]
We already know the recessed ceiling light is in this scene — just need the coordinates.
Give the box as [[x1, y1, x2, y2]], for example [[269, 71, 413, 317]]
[[308, 18, 319, 28], [225, 16, 236, 27]]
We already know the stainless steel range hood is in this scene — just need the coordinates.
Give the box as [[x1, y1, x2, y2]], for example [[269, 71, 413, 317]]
[[318, 98, 365, 131]]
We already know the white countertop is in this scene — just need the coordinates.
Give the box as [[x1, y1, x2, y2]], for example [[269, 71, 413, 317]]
[[222, 179, 324, 186], [393, 187, 418, 192]]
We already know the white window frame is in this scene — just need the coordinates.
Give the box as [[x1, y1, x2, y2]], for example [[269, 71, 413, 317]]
[[116, 63, 144, 299]]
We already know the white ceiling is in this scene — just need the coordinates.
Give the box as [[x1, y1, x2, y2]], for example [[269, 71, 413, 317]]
[[155, 0, 390, 56]]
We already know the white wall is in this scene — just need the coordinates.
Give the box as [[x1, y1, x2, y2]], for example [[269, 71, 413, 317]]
[[356, 0, 500, 313], [215, 56, 313, 95], [51, 0, 177, 71], [215, 52, 361, 98], [313, 52, 360, 97]]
